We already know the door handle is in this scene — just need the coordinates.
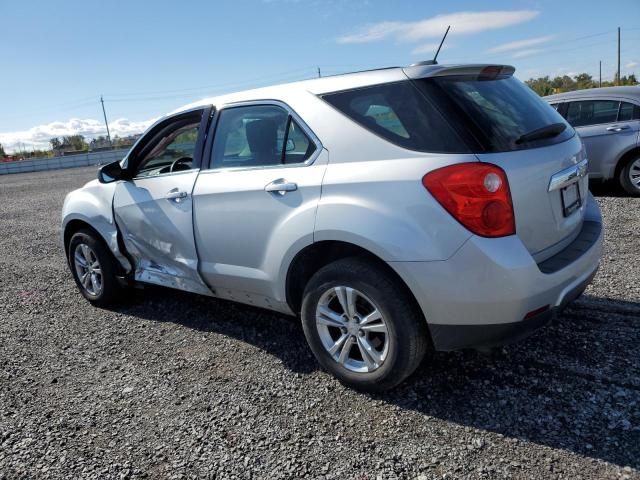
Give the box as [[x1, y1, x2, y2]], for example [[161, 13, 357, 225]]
[[606, 125, 630, 132], [265, 179, 298, 195], [166, 189, 188, 202]]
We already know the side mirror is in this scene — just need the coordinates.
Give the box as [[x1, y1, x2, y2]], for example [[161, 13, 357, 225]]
[[98, 160, 125, 183]]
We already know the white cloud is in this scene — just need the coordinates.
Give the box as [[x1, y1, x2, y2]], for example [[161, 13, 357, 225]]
[[487, 35, 553, 53], [337, 10, 540, 44], [512, 48, 545, 58], [626, 60, 638, 69], [0, 117, 154, 153]]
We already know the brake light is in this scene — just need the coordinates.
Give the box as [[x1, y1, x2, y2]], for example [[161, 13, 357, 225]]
[[478, 65, 504, 80], [422, 163, 515, 237]]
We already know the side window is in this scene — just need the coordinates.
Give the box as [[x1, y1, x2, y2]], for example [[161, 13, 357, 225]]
[[210, 104, 316, 169], [549, 103, 559, 111], [283, 119, 315, 164], [618, 102, 640, 121], [566, 100, 620, 127], [322, 82, 469, 153], [134, 120, 201, 178]]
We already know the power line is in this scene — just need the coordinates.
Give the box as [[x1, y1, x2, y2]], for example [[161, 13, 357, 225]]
[[103, 71, 317, 104], [105, 66, 317, 99]]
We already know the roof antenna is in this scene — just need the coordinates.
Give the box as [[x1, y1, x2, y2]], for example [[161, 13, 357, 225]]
[[411, 25, 450, 66]]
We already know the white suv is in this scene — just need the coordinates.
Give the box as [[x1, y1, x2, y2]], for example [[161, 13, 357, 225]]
[[62, 64, 603, 391]]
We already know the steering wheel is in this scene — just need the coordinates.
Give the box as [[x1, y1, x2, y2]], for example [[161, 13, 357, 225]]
[[169, 156, 192, 173]]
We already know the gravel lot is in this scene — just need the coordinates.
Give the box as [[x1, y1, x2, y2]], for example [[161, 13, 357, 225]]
[[1, 166, 639, 479]]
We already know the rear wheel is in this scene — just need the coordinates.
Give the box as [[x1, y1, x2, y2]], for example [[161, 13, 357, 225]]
[[68, 229, 123, 306], [301, 257, 429, 392], [619, 155, 640, 196]]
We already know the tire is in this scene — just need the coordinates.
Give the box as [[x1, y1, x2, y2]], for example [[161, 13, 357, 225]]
[[301, 257, 429, 392], [68, 229, 123, 307], [619, 154, 640, 196]]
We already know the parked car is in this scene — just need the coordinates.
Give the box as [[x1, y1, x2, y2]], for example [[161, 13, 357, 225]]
[[545, 86, 640, 195], [62, 64, 603, 391]]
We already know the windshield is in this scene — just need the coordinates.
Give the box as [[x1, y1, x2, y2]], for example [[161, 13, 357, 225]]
[[415, 75, 575, 152]]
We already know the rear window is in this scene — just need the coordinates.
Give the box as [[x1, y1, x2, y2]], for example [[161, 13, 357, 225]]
[[322, 82, 469, 153], [415, 75, 575, 152]]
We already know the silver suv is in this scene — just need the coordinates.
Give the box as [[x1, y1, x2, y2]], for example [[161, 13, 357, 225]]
[[545, 86, 640, 195], [62, 64, 603, 391]]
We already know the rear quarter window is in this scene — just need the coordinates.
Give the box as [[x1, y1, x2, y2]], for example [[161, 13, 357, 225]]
[[322, 82, 470, 154]]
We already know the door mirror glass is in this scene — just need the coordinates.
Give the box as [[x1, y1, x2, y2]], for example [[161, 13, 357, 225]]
[[98, 160, 125, 183]]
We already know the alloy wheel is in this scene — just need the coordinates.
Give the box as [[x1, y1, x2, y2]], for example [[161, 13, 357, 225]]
[[315, 286, 389, 373], [628, 157, 640, 190], [73, 243, 103, 296]]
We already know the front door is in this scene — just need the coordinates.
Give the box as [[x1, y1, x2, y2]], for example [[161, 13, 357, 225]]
[[113, 108, 214, 296]]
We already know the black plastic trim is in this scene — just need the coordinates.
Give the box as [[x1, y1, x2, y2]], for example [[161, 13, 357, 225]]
[[537, 220, 601, 274]]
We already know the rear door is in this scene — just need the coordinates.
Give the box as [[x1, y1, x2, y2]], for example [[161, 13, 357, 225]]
[[113, 107, 214, 295], [564, 99, 637, 179], [192, 102, 326, 301]]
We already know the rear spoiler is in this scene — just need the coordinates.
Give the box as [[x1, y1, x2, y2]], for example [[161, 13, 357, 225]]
[[403, 64, 515, 80]]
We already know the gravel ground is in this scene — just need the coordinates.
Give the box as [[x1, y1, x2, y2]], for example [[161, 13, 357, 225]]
[[1, 166, 639, 480]]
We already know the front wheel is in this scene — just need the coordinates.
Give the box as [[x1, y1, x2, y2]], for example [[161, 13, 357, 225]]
[[301, 257, 429, 392], [68, 229, 123, 307], [619, 154, 640, 196]]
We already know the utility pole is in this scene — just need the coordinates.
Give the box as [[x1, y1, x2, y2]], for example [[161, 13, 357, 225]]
[[617, 27, 621, 86], [317, 66, 321, 78], [100, 95, 112, 148], [599, 60, 602, 87]]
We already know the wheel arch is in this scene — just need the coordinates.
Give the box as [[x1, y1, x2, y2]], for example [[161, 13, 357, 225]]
[[285, 240, 427, 327], [613, 145, 640, 181], [62, 214, 132, 274], [63, 219, 103, 257]]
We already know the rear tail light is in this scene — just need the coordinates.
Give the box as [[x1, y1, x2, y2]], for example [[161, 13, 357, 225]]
[[422, 163, 515, 237]]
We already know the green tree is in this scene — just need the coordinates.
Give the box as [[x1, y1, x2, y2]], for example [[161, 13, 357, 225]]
[[0, 143, 6, 157], [525, 71, 638, 96], [50, 137, 62, 150], [61, 135, 88, 151], [574, 73, 595, 90], [525, 76, 554, 96]]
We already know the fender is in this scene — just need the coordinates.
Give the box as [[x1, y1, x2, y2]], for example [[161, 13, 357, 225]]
[[313, 157, 475, 262], [609, 143, 640, 180], [61, 179, 132, 272]]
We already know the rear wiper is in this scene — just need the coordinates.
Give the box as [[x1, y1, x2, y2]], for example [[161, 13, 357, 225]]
[[515, 122, 566, 145]]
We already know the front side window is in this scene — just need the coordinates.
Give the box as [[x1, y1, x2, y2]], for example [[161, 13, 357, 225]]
[[323, 82, 468, 153], [134, 120, 201, 178], [566, 100, 620, 127], [210, 104, 316, 168]]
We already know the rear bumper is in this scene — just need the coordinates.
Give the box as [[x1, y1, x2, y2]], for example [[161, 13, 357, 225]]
[[427, 267, 596, 350], [389, 192, 603, 351]]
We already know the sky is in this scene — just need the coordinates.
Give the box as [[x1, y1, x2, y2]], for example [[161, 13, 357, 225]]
[[1, 0, 639, 153]]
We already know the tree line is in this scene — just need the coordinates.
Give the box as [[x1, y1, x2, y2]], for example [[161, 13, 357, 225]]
[[0, 134, 141, 160], [525, 73, 638, 96]]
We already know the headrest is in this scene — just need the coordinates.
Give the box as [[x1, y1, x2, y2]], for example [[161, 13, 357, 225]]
[[246, 118, 278, 154]]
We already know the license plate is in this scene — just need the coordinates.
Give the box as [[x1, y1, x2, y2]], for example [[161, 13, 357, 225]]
[[561, 182, 581, 217]]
